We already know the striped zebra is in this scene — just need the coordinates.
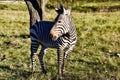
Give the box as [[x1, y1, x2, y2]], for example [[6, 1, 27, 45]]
[[30, 4, 77, 79]]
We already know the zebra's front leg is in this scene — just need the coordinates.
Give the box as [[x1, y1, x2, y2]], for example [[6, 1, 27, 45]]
[[57, 47, 63, 79], [62, 45, 75, 75], [38, 46, 47, 74]]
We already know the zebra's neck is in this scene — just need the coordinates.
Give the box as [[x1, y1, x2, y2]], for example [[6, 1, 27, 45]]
[[68, 17, 77, 42], [61, 18, 77, 44]]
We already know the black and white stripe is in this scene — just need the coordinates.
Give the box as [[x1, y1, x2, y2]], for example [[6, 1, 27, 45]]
[[30, 4, 77, 79], [50, 4, 77, 78]]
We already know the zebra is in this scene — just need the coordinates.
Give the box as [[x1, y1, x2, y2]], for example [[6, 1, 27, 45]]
[[50, 5, 77, 78], [30, 4, 77, 79]]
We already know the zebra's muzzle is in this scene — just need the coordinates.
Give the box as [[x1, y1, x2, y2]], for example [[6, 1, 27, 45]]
[[50, 30, 58, 41], [50, 34, 58, 41]]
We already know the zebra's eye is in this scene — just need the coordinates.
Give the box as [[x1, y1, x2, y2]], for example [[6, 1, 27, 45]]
[[58, 20, 62, 23]]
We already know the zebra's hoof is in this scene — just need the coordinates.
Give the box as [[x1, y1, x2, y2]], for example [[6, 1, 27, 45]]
[[31, 68, 35, 74], [62, 70, 66, 76], [57, 76, 63, 80], [42, 70, 47, 74]]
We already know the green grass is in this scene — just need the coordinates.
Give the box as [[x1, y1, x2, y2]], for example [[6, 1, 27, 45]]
[[73, 1, 120, 12], [47, 1, 120, 12], [0, 1, 120, 80], [0, 2, 27, 11]]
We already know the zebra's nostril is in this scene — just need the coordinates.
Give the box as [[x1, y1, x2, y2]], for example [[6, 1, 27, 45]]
[[50, 35, 54, 40], [50, 34, 53, 38]]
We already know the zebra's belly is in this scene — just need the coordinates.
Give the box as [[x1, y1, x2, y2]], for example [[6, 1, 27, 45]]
[[39, 40, 59, 48]]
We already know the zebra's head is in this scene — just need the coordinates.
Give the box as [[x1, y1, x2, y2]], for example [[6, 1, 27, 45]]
[[50, 4, 71, 41]]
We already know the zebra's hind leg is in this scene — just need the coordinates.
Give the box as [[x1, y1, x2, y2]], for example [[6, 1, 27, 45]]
[[62, 45, 75, 75], [31, 40, 39, 73], [38, 46, 47, 74], [31, 53, 36, 73]]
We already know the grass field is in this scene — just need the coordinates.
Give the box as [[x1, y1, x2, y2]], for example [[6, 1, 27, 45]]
[[0, 1, 120, 80]]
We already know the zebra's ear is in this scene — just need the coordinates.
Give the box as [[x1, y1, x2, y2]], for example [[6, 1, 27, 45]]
[[54, 7, 63, 14], [54, 7, 59, 12], [54, 4, 64, 14], [60, 3, 64, 11], [63, 7, 71, 15]]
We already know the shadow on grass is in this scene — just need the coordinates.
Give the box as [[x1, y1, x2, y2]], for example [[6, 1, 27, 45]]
[[0, 65, 58, 80], [0, 34, 29, 39], [0, 65, 32, 79], [68, 58, 101, 65]]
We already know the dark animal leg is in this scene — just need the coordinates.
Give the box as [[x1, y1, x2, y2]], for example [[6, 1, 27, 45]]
[[31, 41, 39, 73], [38, 46, 47, 74]]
